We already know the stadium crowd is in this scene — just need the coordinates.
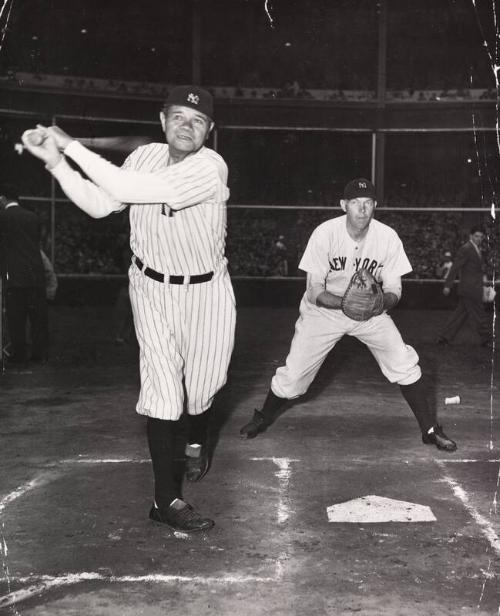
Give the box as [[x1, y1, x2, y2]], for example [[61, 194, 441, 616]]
[[33, 207, 498, 281]]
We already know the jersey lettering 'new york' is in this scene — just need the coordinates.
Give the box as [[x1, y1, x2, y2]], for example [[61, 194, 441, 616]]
[[123, 143, 229, 275], [299, 215, 412, 296]]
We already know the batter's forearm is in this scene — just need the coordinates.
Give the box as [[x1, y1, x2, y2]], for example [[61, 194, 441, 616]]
[[50, 158, 123, 219], [64, 141, 220, 208]]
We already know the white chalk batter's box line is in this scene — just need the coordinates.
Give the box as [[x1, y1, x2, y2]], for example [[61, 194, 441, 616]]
[[0, 456, 499, 608], [0, 456, 296, 609], [441, 459, 500, 464]]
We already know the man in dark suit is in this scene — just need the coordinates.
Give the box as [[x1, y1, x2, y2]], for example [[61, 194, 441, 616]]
[[436, 227, 491, 348], [0, 191, 48, 364]]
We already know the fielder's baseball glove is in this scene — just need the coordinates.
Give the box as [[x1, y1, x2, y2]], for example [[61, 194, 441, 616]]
[[341, 268, 384, 321]]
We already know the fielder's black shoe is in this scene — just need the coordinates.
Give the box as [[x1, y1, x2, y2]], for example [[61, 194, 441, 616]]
[[422, 424, 457, 452], [185, 446, 210, 482], [149, 499, 214, 532], [239, 409, 270, 439]]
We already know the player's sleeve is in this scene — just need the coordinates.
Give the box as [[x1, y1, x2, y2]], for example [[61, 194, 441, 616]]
[[298, 227, 331, 279], [63, 141, 228, 209], [377, 233, 412, 299], [380, 234, 412, 280], [49, 158, 125, 219]]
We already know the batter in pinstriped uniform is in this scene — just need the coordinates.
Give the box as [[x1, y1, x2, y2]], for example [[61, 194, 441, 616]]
[[22, 86, 235, 532]]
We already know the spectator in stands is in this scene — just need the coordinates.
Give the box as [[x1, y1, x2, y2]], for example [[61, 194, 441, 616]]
[[0, 190, 49, 364], [436, 227, 492, 348], [271, 235, 289, 277], [435, 250, 453, 279]]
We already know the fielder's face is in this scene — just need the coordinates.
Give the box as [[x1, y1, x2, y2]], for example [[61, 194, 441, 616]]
[[160, 105, 213, 160], [341, 197, 376, 234]]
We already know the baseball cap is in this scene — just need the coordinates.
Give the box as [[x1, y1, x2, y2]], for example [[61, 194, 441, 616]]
[[164, 85, 214, 120], [343, 178, 377, 200]]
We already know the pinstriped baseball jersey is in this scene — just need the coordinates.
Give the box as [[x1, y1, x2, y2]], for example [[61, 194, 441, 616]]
[[62, 140, 230, 275], [123, 144, 229, 275]]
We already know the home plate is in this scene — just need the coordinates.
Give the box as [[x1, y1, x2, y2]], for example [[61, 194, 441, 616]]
[[326, 495, 436, 523]]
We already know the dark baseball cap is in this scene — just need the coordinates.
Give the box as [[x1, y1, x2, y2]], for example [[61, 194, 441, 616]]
[[343, 178, 377, 200], [164, 85, 214, 120]]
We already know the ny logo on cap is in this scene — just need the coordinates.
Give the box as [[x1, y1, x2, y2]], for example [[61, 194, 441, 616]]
[[187, 93, 200, 105], [358, 181, 367, 188]]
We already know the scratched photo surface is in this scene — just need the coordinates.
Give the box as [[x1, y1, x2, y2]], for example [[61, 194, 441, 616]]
[[0, 1, 499, 615]]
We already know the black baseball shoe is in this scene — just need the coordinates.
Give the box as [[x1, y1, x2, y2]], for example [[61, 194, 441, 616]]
[[149, 499, 214, 532], [185, 447, 210, 482], [239, 409, 269, 439], [422, 424, 457, 452]]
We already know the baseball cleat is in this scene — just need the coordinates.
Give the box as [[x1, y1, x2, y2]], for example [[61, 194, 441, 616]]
[[422, 424, 457, 452], [185, 447, 210, 482], [239, 409, 268, 439], [149, 500, 214, 532]]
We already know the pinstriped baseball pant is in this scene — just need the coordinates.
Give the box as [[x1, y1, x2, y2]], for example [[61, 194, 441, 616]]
[[129, 264, 236, 420]]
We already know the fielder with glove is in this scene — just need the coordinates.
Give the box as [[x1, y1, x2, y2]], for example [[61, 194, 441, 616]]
[[240, 178, 457, 452], [341, 268, 384, 321]]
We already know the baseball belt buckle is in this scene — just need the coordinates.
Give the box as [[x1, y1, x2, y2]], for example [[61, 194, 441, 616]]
[[168, 274, 188, 285]]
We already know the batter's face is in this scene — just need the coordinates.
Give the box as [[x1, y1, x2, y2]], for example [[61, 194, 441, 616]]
[[341, 197, 376, 235], [470, 231, 484, 247], [160, 105, 214, 160]]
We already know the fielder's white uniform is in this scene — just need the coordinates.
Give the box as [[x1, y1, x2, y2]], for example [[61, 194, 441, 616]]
[[271, 215, 421, 399], [50, 141, 236, 420]]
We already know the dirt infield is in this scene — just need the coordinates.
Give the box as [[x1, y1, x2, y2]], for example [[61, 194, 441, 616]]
[[0, 306, 498, 615]]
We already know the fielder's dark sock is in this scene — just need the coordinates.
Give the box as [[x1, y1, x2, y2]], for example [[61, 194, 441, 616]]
[[146, 417, 178, 510], [399, 377, 436, 434], [260, 389, 287, 422]]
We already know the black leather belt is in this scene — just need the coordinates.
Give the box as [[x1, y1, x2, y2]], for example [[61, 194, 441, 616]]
[[135, 257, 213, 285]]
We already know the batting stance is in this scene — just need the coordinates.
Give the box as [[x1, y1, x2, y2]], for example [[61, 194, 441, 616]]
[[22, 86, 236, 532], [240, 178, 457, 452]]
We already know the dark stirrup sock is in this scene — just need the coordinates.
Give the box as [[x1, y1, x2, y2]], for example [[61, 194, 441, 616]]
[[260, 389, 288, 422], [399, 377, 436, 434], [188, 408, 211, 446], [146, 417, 178, 509]]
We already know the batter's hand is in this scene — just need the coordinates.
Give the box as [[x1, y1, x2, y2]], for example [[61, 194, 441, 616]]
[[21, 129, 62, 169], [44, 125, 74, 151]]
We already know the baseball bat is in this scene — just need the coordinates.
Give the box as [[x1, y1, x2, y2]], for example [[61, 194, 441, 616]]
[[15, 134, 153, 155]]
